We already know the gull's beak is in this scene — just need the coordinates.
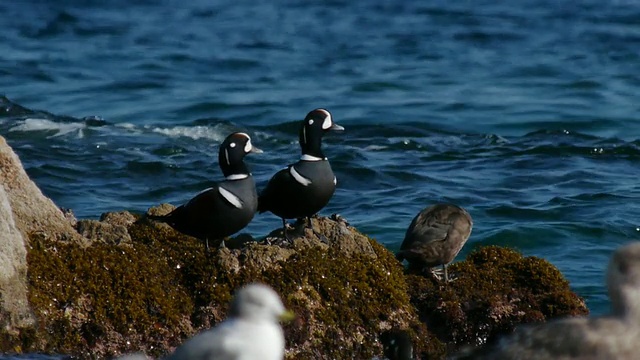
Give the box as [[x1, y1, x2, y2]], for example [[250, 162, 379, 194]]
[[279, 310, 295, 322], [330, 123, 345, 131], [250, 146, 264, 154]]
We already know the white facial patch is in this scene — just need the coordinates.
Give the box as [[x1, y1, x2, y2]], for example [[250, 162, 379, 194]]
[[230, 142, 236, 148], [218, 186, 243, 209], [224, 149, 230, 165], [233, 132, 252, 152], [302, 125, 307, 144], [318, 109, 332, 130], [290, 166, 311, 186], [333, 176, 337, 185], [308, 119, 314, 125], [322, 114, 332, 130]]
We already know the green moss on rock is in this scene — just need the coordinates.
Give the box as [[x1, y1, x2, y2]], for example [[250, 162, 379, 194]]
[[19, 214, 445, 359], [26, 231, 194, 358], [11, 213, 588, 359], [406, 245, 589, 353]]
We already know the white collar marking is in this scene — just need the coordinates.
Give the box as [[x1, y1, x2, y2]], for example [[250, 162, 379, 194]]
[[290, 166, 312, 186], [218, 186, 243, 209], [226, 174, 249, 181], [300, 154, 324, 161], [333, 176, 337, 185]]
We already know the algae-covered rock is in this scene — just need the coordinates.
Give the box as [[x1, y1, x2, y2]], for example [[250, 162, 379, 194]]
[[10, 210, 589, 359], [405, 246, 589, 354], [20, 213, 444, 359]]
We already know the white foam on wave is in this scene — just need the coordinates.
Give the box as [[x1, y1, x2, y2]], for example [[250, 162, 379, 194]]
[[150, 125, 226, 141], [9, 118, 86, 138], [116, 123, 137, 130], [364, 144, 388, 151]]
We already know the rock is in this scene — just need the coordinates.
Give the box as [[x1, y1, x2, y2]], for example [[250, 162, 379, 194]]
[[60, 208, 77, 227], [263, 215, 377, 257], [0, 136, 85, 244], [0, 186, 35, 329], [22, 213, 442, 359], [76, 219, 131, 245], [17, 209, 590, 359], [100, 211, 137, 228], [74, 211, 138, 245], [405, 246, 589, 353], [0, 135, 86, 331], [147, 203, 176, 217]]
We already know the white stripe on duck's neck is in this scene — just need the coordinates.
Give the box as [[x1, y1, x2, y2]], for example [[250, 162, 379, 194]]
[[300, 154, 325, 161], [226, 173, 250, 181]]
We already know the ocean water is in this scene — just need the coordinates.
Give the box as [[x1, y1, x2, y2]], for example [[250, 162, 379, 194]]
[[2, 0, 640, 350]]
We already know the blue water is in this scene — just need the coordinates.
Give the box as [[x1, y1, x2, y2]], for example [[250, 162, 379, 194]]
[[2, 0, 640, 335]]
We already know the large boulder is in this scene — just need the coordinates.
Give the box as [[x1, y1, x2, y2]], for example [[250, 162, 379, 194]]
[[0, 136, 84, 243], [0, 135, 84, 331], [24, 214, 442, 359], [18, 210, 589, 359], [405, 246, 589, 354]]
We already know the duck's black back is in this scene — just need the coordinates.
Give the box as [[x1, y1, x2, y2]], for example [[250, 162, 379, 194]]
[[258, 160, 336, 220], [167, 176, 258, 240]]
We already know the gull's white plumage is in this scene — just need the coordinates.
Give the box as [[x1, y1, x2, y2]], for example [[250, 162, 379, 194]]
[[166, 283, 288, 360]]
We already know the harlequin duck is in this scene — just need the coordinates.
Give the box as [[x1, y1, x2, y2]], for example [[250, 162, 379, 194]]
[[396, 204, 472, 282], [258, 108, 344, 240], [148, 132, 262, 250]]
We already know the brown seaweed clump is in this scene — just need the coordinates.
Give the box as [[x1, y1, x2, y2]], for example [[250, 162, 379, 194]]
[[0, 209, 590, 360], [18, 214, 444, 359], [405, 245, 589, 354]]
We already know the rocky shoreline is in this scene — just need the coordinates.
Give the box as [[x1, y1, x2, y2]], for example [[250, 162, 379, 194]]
[[0, 135, 588, 359]]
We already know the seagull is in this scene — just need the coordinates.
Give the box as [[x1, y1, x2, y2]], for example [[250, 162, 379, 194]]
[[166, 283, 294, 360]]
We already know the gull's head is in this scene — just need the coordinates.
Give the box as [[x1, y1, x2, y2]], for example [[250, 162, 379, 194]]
[[607, 242, 640, 320], [229, 283, 294, 323]]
